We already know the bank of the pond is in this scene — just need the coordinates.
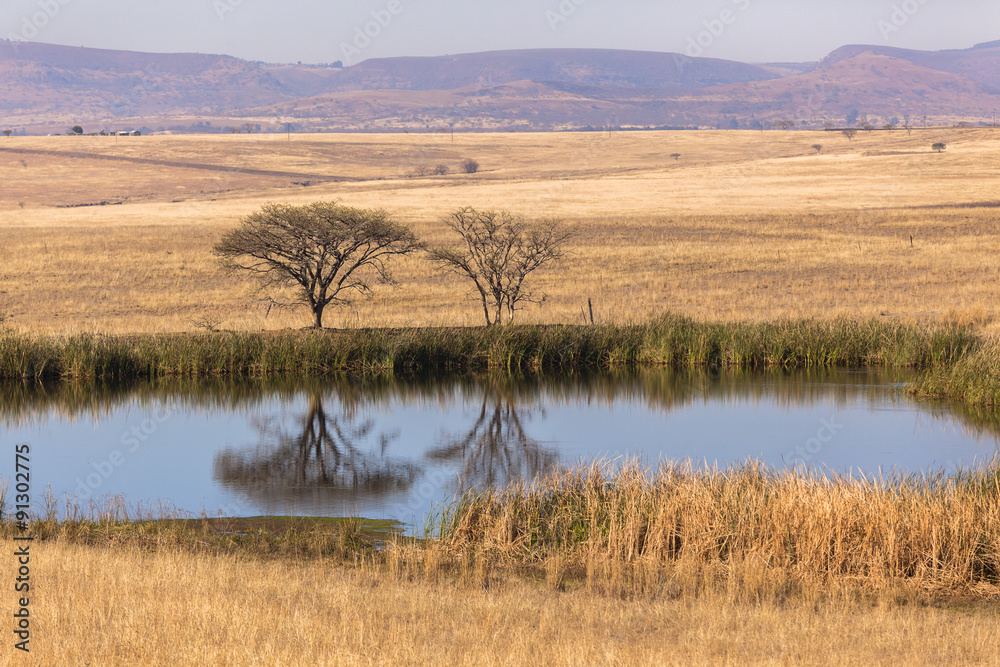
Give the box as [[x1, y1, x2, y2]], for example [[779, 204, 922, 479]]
[[435, 461, 1000, 598], [5, 460, 998, 601], [911, 339, 1000, 407], [0, 316, 980, 381]]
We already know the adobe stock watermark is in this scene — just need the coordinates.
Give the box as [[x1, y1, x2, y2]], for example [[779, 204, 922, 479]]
[[545, 0, 587, 31], [112, 65, 163, 117], [213, 0, 245, 22], [340, 0, 404, 66], [387, 468, 451, 527], [785, 415, 845, 467], [73, 405, 174, 502], [675, 0, 752, 72], [6, 0, 73, 47], [878, 0, 930, 40]]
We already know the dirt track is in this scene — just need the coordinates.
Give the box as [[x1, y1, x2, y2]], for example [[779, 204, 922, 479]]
[[0, 145, 360, 182]]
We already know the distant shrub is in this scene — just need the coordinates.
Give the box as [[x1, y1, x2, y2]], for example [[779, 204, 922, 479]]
[[461, 158, 480, 174], [434, 164, 450, 176], [932, 143, 947, 153]]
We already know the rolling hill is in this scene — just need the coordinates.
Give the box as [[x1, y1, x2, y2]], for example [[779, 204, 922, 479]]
[[1, 39, 998, 133]]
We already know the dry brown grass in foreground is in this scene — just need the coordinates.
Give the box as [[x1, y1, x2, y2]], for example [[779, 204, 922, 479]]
[[2, 129, 999, 333], [6, 539, 999, 666]]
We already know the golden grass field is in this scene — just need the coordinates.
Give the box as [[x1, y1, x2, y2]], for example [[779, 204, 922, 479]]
[[5, 538, 999, 667], [2, 127, 999, 333], [3, 128, 1000, 665]]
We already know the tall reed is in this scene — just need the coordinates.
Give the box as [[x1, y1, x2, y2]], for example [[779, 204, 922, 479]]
[[437, 460, 1000, 595], [0, 316, 979, 380]]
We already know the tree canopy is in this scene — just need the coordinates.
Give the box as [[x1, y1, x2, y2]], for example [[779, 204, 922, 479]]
[[428, 207, 574, 326], [214, 201, 422, 328]]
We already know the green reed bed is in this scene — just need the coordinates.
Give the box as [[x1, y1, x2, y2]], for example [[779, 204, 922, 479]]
[[435, 460, 1000, 596], [912, 339, 1000, 407], [0, 315, 981, 380]]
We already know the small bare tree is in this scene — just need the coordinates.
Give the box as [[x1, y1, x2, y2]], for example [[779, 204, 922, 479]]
[[428, 207, 574, 326], [842, 129, 858, 141], [214, 201, 422, 328]]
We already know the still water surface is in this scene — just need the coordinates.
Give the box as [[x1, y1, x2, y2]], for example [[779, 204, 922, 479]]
[[2, 369, 997, 529]]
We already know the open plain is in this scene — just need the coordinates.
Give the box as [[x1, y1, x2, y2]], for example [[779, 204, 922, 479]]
[[2, 127, 999, 333], [4, 128, 1000, 666]]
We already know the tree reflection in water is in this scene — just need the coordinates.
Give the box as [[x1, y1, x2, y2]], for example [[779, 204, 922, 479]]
[[213, 393, 420, 507], [427, 382, 559, 492]]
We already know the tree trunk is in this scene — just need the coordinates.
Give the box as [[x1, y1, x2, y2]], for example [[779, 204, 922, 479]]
[[313, 304, 324, 329], [481, 299, 493, 327]]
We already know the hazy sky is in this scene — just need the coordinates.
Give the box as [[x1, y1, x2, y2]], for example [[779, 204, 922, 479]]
[[2, 0, 997, 65]]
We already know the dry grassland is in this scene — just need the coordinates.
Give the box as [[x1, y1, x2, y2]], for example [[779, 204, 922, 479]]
[[6, 539, 999, 667], [1, 128, 999, 333]]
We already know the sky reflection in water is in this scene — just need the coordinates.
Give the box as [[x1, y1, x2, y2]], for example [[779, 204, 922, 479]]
[[2, 368, 997, 530]]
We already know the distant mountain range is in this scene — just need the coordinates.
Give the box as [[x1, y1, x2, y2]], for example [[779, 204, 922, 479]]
[[1, 39, 999, 133]]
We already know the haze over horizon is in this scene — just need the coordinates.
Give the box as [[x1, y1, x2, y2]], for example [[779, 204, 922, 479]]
[[1, 0, 997, 66]]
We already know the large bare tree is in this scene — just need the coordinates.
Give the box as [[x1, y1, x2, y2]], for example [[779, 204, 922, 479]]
[[427, 207, 574, 326], [214, 201, 422, 328]]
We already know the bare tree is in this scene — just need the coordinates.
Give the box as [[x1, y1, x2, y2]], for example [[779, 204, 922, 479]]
[[214, 201, 422, 328], [773, 119, 795, 130], [427, 207, 574, 326], [842, 129, 858, 141], [461, 158, 480, 174]]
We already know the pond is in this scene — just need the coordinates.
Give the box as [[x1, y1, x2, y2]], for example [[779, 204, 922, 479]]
[[1, 369, 998, 530]]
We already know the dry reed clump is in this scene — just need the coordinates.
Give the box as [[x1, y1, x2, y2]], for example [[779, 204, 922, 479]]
[[435, 461, 1000, 599]]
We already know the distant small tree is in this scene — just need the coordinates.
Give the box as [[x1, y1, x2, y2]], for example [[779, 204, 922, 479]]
[[812, 144, 823, 153], [428, 208, 574, 326], [2, 130, 11, 138], [670, 153, 681, 161], [227, 126, 241, 134], [773, 119, 795, 130], [932, 142, 947, 153], [461, 158, 480, 174], [214, 201, 422, 329], [243, 123, 260, 133], [842, 129, 858, 141], [882, 123, 896, 130], [70, 125, 83, 135], [434, 164, 450, 175]]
